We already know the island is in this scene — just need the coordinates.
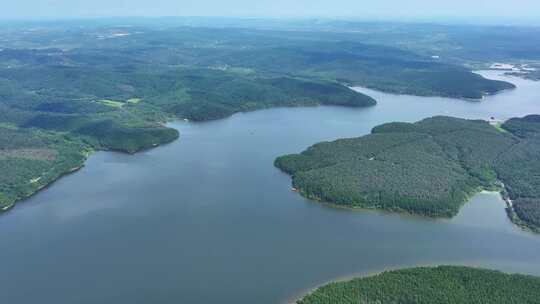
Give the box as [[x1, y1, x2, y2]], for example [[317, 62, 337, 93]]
[[297, 266, 540, 304], [275, 115, 540, 232]]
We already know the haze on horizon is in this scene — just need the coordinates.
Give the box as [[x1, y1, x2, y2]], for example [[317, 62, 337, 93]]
[[2, 0, 540, 25]]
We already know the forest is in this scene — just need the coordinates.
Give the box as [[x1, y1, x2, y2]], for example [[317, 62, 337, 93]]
[[297, 266, 540, 304], [0, 20, 527, 210], [0, 23, 515, 99], [275, 115, 540, 231], [0, 126, 88, 210], [0, 65, 374, 210], [0, 26, 379, 210]]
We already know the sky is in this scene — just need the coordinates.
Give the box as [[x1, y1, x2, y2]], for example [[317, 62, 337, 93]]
[[2, 0, 540, 23]]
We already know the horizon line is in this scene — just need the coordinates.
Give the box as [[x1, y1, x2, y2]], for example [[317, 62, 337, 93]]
[[1, 15, 539, 27]]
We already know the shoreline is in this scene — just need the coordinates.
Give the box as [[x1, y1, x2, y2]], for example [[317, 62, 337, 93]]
[[283, 187, 539, 304], [287, 264, 536, 303], [0, 122, 183, 214], [0, 69, 517, 214], [277, 156, 503, 219], [285, 266, 409, 304], [282, 169, 539, 234], [0, 161, 87, 214], [0, 133, 181, 214], [351, 69, 516, 102], [497, 181, 540, 233]]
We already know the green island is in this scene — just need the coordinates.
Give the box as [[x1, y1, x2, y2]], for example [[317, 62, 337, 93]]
[[297, 266, 540, 304], [275, 115, 540, 231], [0, 21, 517, 212]]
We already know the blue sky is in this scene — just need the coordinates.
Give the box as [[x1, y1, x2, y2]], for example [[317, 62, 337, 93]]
[[3, 0, 539, 22]]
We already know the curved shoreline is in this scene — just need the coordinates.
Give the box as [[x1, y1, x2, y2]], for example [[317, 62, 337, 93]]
[[0, 69, 520, 214], [1, 70, 539, 304], [286, 264, 447, 304], [283, 173, 540, 233], [291, 265, 540, 304], [0, 133, 181, 213]]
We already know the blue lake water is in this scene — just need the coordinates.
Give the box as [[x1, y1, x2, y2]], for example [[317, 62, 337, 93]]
[[1, 71, 539, 303]]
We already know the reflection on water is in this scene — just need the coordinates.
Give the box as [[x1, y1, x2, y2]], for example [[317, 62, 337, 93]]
[[0, 71, 539, 304]]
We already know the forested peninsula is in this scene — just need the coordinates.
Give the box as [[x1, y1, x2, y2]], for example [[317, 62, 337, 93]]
[[275, 115, 540, 231], [297, 266, 540, 304], [0, 23, 515, 211], [0, 73, 373, 211]]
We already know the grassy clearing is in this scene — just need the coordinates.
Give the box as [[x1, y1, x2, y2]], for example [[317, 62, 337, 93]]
[[491, 122, 508, 133]]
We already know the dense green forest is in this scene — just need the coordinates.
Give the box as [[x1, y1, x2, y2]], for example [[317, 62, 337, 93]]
[[0, 126, 88, 210], [297, 266, 540, 304], [0, 24, 381, 211], [276, 115, 540, 231], [0, 23, 514, 99], [0, 20, 528, 211], [0, 68, 373, 210], [495, 115, 540, 230]]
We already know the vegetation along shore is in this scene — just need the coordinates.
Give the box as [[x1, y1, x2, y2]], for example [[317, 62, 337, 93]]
[[276, 115, 540, 232], [297, 266, 540, 304]]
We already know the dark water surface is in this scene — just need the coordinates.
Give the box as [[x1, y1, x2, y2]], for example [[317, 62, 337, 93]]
[[1, 71, 540, 304]]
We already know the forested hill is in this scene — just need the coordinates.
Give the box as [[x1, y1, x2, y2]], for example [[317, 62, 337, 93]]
[[0, 24, 515, 100], [0, 22, 519, 212], [0, 69, 373, 212], [275, 115, 540, 231], [191, 41, 515, 99], [0, 24, 380, 213], [297, 266, 540, 304]]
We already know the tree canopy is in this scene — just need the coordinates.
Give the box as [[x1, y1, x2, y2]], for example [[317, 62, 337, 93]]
[[276, 115, 540, 231]]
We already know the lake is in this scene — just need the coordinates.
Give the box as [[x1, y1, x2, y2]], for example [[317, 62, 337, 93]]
[[1, 71, 540, 304]]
